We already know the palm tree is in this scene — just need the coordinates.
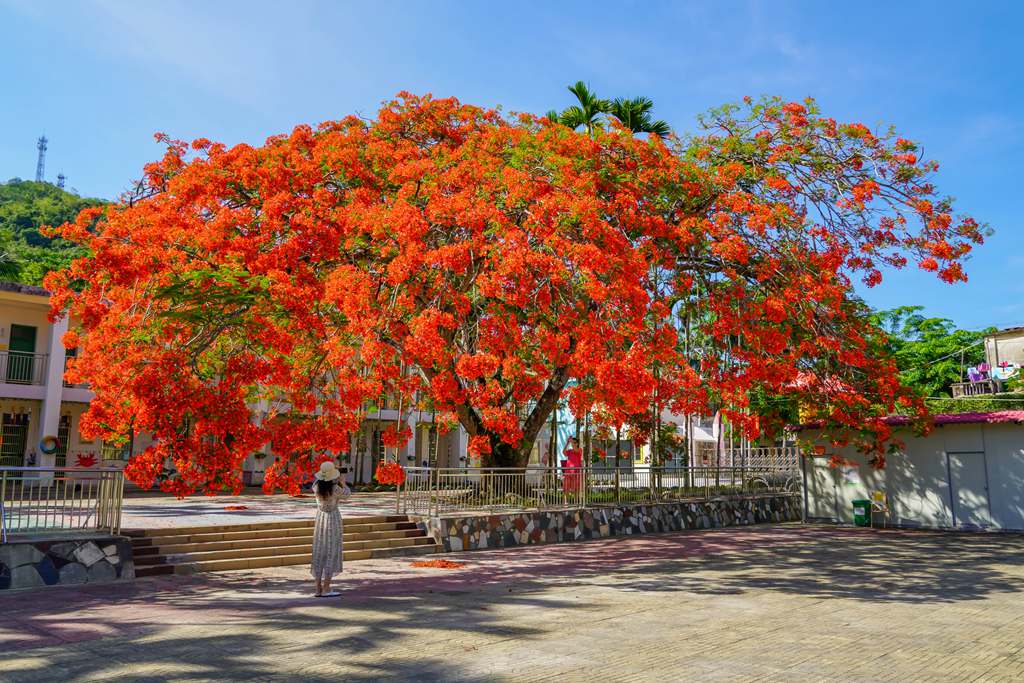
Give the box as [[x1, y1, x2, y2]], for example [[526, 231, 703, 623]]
[[558, 81, 611, 136], [0, 248, 21, 282], [609, 97, 671, 136]]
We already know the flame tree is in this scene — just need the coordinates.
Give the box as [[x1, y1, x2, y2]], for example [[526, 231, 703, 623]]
[[45, 93, 985, 494]]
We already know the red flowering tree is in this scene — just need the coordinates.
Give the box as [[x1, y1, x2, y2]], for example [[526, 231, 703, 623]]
[[45, 93, 984, 494]]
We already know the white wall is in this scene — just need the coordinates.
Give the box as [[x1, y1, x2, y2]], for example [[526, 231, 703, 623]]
[[803, 454, 838, 520], [802, 422, 1024, 531], [0, 302, 53, 354], [983, 424, 1024, 530], [985, 332, 1024, 367], [888, 434, 953, 528]]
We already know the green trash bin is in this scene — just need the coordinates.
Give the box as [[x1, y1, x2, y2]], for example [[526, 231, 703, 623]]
[[852, 499, 871, 527]]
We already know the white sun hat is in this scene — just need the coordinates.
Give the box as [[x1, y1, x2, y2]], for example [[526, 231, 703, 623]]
[[314, 461, 342, 482]]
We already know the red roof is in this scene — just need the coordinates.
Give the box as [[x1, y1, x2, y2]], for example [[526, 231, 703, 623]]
[[905, 411, 1024, 426]]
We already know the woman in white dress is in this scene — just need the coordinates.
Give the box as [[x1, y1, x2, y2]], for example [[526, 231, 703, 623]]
[[310, 461, 349, 597]]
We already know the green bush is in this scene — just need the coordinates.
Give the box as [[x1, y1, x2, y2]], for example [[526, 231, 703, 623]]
[[925, 393, 1024, 414]]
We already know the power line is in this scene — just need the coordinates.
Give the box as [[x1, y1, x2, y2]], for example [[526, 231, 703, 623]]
[[921, 339, 984, 367]]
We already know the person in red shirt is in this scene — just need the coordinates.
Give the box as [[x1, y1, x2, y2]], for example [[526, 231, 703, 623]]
[[561, 437, 583, 494]]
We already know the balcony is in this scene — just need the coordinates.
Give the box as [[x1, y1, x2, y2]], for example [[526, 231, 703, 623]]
[[0, 351, 49, 386]]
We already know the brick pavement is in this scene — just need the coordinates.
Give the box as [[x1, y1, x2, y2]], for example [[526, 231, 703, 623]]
[[2, 524, 1024, 682]]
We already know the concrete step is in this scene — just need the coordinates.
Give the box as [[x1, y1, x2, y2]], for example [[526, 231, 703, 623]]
[[124, 514, 408, 539], [129, 521, 418, 547], [134, 528, 424, 556], [138, 536, 437, 566], [123, 520, 313, 538], [133, 535, 435, 566], [171, 540, 439, 574], [128, 515, 438, 576]]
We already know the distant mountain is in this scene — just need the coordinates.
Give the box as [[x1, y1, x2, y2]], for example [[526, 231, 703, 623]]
[[0, 178, 109, 286]]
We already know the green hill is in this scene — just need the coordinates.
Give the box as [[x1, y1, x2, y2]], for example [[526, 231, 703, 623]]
[[0, 178, 108, 286]]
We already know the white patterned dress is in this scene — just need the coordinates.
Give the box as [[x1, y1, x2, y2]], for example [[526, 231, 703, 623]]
[[311, 484, 349, 581]]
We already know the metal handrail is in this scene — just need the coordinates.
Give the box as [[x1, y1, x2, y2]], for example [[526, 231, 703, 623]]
[[397, 464, 800, 516], [0, 466, 125, 541], [0, 351, 49, 386]]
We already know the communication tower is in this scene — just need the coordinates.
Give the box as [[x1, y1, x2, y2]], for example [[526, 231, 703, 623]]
[[35, 136, 48, 182]]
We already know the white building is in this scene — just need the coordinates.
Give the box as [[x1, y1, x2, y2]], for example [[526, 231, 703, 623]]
[[801, 412, 1024, 530], [0, 282, 106, 470], [985, 326, 1024, 369]]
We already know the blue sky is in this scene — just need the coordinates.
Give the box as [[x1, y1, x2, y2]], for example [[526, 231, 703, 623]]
[[1, 1, 1020, 330]]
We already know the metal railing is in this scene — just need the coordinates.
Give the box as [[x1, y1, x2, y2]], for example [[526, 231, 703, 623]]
[[951, 379, 1001, 397], [0, 351, 49, 386], [398, 465, 800, 516], [724, 446, 800, 470], [0, 467, 125, 543]]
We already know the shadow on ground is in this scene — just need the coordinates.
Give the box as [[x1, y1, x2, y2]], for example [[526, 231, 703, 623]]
[[2, 524, 1023, 680], [603, 526, 1024, 603]]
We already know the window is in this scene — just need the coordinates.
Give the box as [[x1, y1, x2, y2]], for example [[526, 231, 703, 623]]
[[427, 426, 438, 468], [0, 412, 30, 467], [101, 439, 134, 462], [55, 414, 71, 468]]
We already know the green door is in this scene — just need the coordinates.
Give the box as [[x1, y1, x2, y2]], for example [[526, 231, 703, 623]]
[[7, 324, 37, 384]]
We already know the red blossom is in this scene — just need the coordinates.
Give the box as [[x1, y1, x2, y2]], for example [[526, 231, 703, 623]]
[[374, 461, 406, 486]]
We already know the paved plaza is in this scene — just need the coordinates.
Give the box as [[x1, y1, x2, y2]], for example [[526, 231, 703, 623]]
[[2, 524, 1024, 682], [119, 492, 400, 530]]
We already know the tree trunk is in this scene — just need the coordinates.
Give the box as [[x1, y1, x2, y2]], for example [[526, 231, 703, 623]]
[[453, 380, 568, 469], [490, 440, 522, 468], [419, 339, 575, 472]]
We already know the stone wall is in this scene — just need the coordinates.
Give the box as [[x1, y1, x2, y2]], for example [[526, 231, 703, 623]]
[[421, 494, 800, 552], [0, 536, 134, 591]]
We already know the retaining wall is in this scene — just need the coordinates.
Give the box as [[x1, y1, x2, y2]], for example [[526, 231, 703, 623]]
[[420, 494, 800, 552], [0, 535, 135, 591]]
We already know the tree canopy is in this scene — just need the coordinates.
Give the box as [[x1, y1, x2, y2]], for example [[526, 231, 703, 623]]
[[872, 306, 991, 398], [46, 92, 985, 494]]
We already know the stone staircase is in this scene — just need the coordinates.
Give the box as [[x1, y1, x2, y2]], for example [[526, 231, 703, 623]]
[[126, 515, 437, 577]]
